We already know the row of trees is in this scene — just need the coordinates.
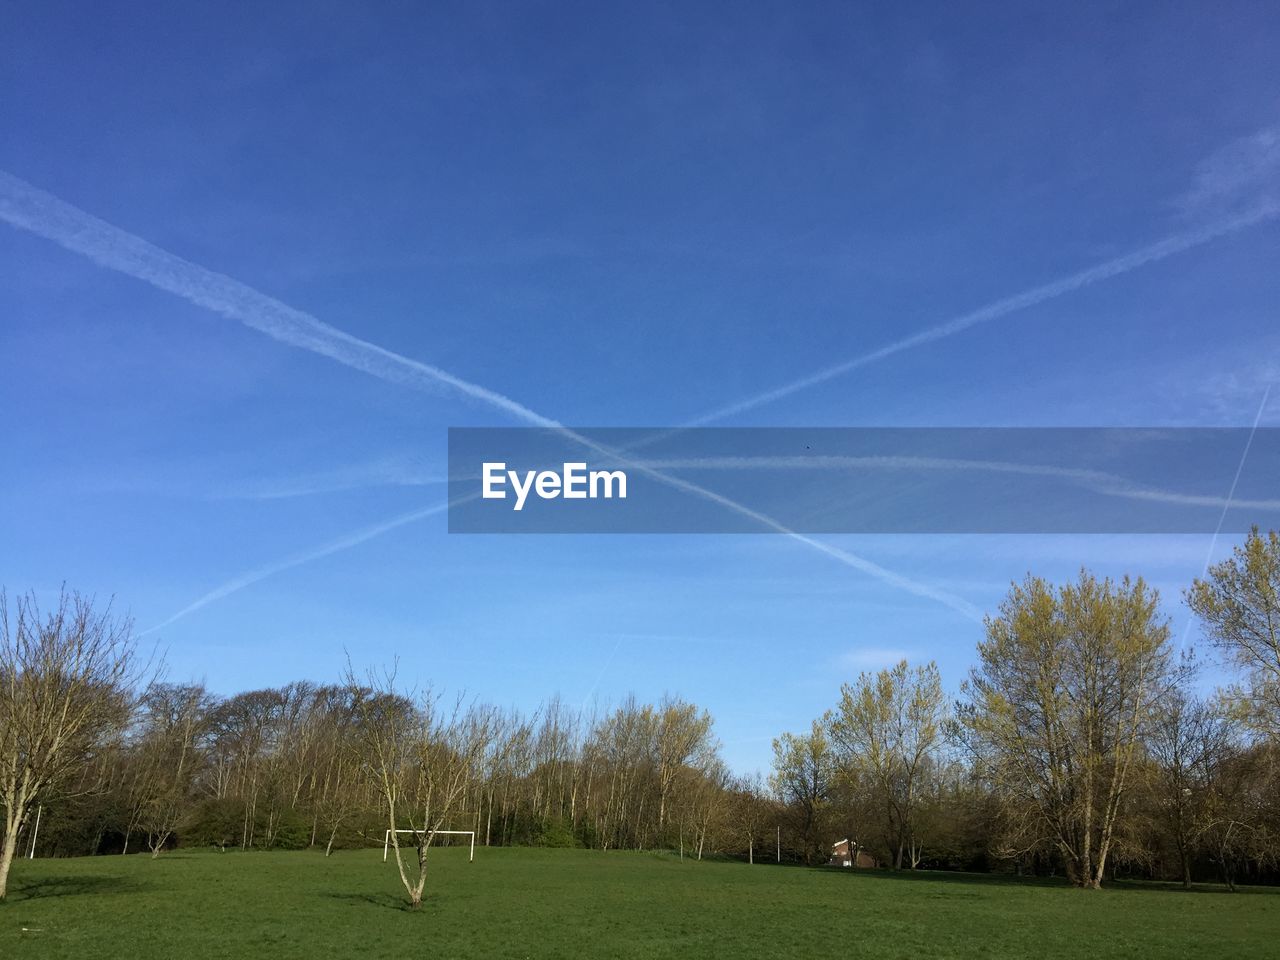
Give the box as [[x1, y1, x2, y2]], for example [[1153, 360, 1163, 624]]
[[772, 528, 1280, 889], [3, 528, 1279, 902], [0, 596, 776, 904]]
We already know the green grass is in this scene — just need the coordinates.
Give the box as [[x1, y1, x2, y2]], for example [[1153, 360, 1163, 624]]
[[3, 847, 1278, 959]]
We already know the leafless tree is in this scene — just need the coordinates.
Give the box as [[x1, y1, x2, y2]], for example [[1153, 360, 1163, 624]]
[[0, 588, 139, 900], [1141, 687, 1241, 887], [347, 665, 495, 909], [728, 773, 772, 864], [139, 683, 210, 857]]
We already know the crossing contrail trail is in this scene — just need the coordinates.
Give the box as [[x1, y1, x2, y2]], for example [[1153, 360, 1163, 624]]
[[1177, 384, 1274, 653], [629, 454, 1280, 512], [0, 170, 560, 429], [1, 170, 979, 624], [139, 500, 457, 635], [675, 202, 1280, 429]]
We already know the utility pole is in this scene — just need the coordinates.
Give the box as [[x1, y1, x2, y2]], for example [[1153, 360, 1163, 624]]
[[28, 805, 43, 859], [776, 824, 780, 864]]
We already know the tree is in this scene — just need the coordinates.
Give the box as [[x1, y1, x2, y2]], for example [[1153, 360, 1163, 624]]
[[771, 716, 837, 865], [0, 588, 138, 900], [654, 697, 715, 837], [348, 666, 495, 909], [1187, 527, 1280, 736], [117, 682, 211, 857], [1198, 744, 1276, 890], [137, 683, 210, 857], [959, 572, 1175, 888], [682, 758, 729, 860], [1142, 688, 1241, 887], [302, 685, 363, 856], [728, 773, 772, 864], [831, 659, 946, 869]]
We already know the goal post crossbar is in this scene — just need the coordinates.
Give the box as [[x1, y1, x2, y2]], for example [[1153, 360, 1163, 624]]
[[383, 828, 475, 863]]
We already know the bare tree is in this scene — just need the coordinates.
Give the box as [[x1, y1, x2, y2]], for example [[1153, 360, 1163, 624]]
[[728, 773, 772, 864], [138, 683, 210, 857], [1141, 687, 1241, 887], [0, 588, 138, 900], [305, 685, 362, 856], [348, 665, 495, 909], [682, 758, 729, 860]]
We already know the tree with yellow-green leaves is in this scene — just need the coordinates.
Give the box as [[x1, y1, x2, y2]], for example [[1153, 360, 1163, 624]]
[[1187, 526, 1280, 737], [770, 716, 837, 865], [831, 659, 946, 870], [959, 571, 1175, 889]]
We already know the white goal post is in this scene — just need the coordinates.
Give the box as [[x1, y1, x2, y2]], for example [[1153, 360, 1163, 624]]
[[383, 828, 476, 863]]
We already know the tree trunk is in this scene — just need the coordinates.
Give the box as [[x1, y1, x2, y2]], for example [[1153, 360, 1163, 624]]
[[1063, 854, 1080, 887], [0, 823, 20, 901]]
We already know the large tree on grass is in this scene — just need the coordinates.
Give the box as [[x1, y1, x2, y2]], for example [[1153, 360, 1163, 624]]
[[959, 572, 1175, 888], [0, 588, 138, 900]]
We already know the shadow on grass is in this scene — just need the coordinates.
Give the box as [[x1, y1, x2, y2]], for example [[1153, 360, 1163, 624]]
[[1105, 878, 1275, 897], [324, 891, 428, 912], [829, 867, 1070, 890], [9, 874, 144, 902], [821, 866, 1273, 896]]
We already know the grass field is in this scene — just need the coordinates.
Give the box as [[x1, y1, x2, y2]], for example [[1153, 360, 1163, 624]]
[[3, 847, 1278, 959]]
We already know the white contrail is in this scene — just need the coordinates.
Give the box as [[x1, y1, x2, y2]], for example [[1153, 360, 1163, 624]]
[[0, 171, 559, 429], [609, 460, 983, 619], [677, 203, 1280, 428], [139, 500, 456, 635], [145, 451, 983, 627], [1, 170, 978, 622], [211, 463, 453, 500], [1197, 384, 1274, 575], [628, 454, 1280, 512], [1178, 384, 1274, 653], [581, 635, 627, 712]]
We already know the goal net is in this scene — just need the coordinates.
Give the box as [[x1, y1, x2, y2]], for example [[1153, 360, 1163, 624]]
[[382, 828, 476, 863]]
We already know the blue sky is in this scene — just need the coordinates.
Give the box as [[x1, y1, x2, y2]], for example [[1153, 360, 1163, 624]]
[[2, 1, 1279, 772]]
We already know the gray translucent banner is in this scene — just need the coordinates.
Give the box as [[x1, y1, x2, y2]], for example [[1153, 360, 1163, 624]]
[[447, 428, 1280, 534]]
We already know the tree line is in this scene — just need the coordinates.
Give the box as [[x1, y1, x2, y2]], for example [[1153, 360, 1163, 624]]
[[0, 598, 768, 904], [2, 528, 1279, 903], [772, 528, 1280, 890]]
